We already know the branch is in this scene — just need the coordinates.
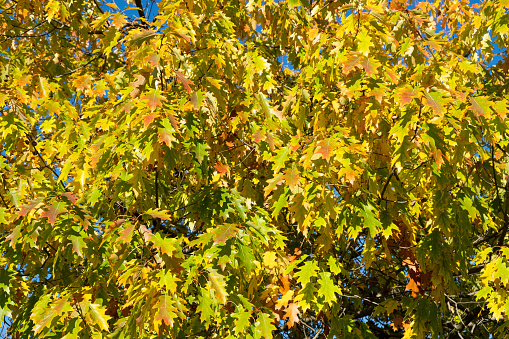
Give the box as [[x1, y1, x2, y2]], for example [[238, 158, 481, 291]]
[[153, 166, 161, 232], [134, 0, 147, 25], [378, 168, 394, 205]]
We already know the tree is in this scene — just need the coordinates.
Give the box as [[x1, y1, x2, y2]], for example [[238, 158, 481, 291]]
[[1, 0, 509, 337]]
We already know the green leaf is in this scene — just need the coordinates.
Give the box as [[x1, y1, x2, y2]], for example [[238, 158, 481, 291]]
[[233, 307, 251, 334], [150, 232, 177, 256], [194, 142, 210, 164], [255, 93, 272, 118], [87, 302, 111, 332], [197, 288, 214, 328], [254, 313, 276, 339], [158, 269, 179, 293], [270, 146, 290, 173], [360, 203, 382, 238], [318, 272, 341, 304], [295, 261, 319, 287], [237, 242, 256, 273]]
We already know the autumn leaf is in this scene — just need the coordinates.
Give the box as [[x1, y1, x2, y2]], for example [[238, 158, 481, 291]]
[[154, 294, 177, 327], [86, 302, 111, 332], [150, 232, 177, 256], [117, 222, 136, 244], [469, 96, 492, 117], [145, 208, 172, 220], [31, 295, 71, 334], [270, 146, 290, 173], [315, 139, 337, 162], [71, 236, 86, 257], [143, 112, 157, 128], [208, 269, 228, 304], [283, 167, 300, 192], [61, 192, 78, 205], [5, 225, 21, 248], [174, 70, 194, 94], [194, 142, 210, 163], [395, 85, 419, 105], [422, 90, 450, 117], [214, 162, 230, 176], [212, 224, 238, 245], [141, 89, 166, 112], [343, 52, 363, 75], [17, 198, 42, 216], [283, 303, 300, 328], [41, 202, 67, 226]]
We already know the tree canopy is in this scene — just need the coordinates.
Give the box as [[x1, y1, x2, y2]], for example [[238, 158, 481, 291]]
[[2, 0, 509, 337]]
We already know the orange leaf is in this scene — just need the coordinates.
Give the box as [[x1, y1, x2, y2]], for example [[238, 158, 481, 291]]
[[41, 202, 67, 226], [343, 52, 362, 75], [284, 167, 300, 192], [405, 276, 419, 299], [174, 71, 194, 94], [155, 294, 176, 327], [145, 53, 159, 66], [315, 139, 336, 162], [214, 162, 230, 176], [111, 13, 126, 29], [141, 89, 166, 112], [117, 222, 135, 244], [143, 113, 157, 128], [283, 303, 300, 328], [395, 85, 418, 105]]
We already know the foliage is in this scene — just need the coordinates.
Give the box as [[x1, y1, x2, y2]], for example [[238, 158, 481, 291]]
[[1, 0, 509, 338]]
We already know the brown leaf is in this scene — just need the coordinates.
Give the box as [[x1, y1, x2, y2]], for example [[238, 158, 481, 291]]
[[391, 315, 404, 331]]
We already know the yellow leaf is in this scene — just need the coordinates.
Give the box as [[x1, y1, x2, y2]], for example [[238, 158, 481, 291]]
[[263, 251, 278, 269]]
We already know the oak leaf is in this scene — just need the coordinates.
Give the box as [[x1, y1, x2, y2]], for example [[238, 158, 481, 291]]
[[41, 202, 67, 226], [283, 303, 300, 328]]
